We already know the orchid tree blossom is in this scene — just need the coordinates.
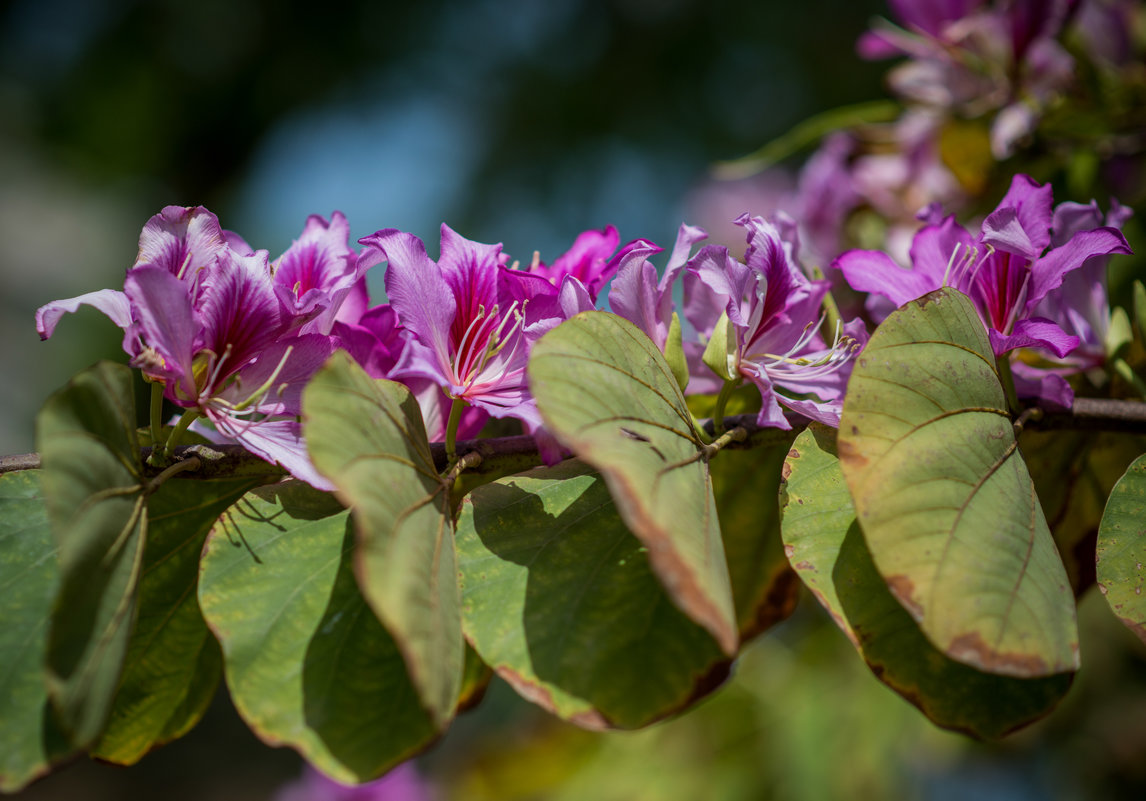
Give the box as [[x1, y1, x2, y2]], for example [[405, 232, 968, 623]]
[[510, 224, 622, 302], [36, 205, 344, 488], [359, 224, 542, 455], [331, 302, 487, 442], [835, 174, 1132, 405], [609, 223, 708, 350], [859, 0, 1079, 158], [684, 213, 865, 429]]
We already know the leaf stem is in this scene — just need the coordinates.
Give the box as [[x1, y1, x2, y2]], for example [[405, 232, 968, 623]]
[[149, 381, 165, 450], [712, 380, 739, 437], [146, 456, 202, 493], [445, 398, 465, 465], [996, 356, 1021, 416], [162, 409, 201, 462]]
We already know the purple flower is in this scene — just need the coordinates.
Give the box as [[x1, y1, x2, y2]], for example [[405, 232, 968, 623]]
[[359, 224, 541, 428], [36, 206, 344, 487], [685, 214, 865, 428], [331, 302, 488, 442], [835, 174, 1132, 403], [273, 763, 435, 801], [512, 225, 622, 302], [859, 0, 1078, 158], [609, 223, 708, 349]]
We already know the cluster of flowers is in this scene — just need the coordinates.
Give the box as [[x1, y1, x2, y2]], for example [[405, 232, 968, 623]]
[[696, 0, 1141, 272], [36, 205, 864, 486], [36, 172, 1130, 486]]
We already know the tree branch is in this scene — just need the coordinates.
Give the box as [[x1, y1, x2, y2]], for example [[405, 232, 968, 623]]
[[4, 399, 1143, 479]]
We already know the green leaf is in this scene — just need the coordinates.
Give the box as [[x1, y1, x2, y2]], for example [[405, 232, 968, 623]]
[[664, 311, 690, 393], [1106, 306, 1133, 360], [92, 476, 267, 764], [701, 310, 737, 382], [457, 459, 728, 728], [303, 352, 461, 728], [782, 427, 1072, 737], [0, 472, 76, 792], [839, 289, 1078, 677], [198, 482, 437, 783], [36, 361, 147, 746], [1097, 454, 1146, 644], [710, 445, 799, 640], [529, 312, 737, 655]]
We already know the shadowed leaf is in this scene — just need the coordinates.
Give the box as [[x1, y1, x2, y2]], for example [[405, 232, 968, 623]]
[[1097, 454, 1146, 644], [0, 472, 76, 791], [529, 312, 737, 655], [304, 352, 461, 728], [710, 445, 799, 641], [198, 482, 437, 783], [457, 459, 728, 728], [37, 361, 147, 746], [93, 476, 268, 764], [838, 289, 1077, 677], [782, 426, 1072, 737]]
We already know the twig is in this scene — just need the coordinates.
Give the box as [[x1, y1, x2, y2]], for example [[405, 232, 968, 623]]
[[4, 400, 1144, 479]]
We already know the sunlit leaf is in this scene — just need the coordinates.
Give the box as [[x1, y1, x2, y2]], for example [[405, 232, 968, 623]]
[[93, 476, 267, 764], [304, 352, 461, 728], [710, 445, 799, 640], [529, 312, 737, 655], [36, 361, 147, 746], [457, 459, 728, 728], [1097, 454, 1146, 644], [198, 482, 437, 783], [839, 289, 1078, 677], [0, 472, 75, 791], [782, 427, 1072, 737]]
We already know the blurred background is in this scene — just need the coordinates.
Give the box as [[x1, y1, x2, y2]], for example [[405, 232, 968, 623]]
[[3, 0, 1146, 799]]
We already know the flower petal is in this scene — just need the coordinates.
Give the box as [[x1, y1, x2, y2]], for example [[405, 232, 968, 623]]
[[835, 248, 941, 307], [364, 228, 456, 375], [134, 205, 228, 281], [36, 289, 133, 342], [124, 265, 199, 399], [1028, 227, 1132, 307], [988, 316, 1079, 358]]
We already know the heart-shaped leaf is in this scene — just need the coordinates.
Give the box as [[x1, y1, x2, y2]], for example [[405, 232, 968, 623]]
[[93, 475, 267, 764], [782, 426, 1072, 737], [838, 289, 1077, 677], [457, 459, 728, 728], [1096, 454, 1146, 644], [198, 482, 437, 783], [0, 471, 75, 791], [303, 352, 461, 728], [36, 361, 147, 745], [529, 312, 737, 655]]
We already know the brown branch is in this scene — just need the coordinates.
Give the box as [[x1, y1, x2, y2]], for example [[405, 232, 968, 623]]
[[4, 400, 1143, 480], [1021, 397, 1146, 434]]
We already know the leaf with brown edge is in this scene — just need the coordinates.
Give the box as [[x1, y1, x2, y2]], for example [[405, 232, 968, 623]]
[[1097, 453, 1146, 644], [456, 459, 729, 729], [529, 312, 737, 655], [838, 288, 1077, 678], [781, 425, 1072, 738], [304, 352, 462, 729]]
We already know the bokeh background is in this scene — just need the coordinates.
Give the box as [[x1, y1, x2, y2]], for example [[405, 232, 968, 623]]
[[3, 1, 1146, 799]]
